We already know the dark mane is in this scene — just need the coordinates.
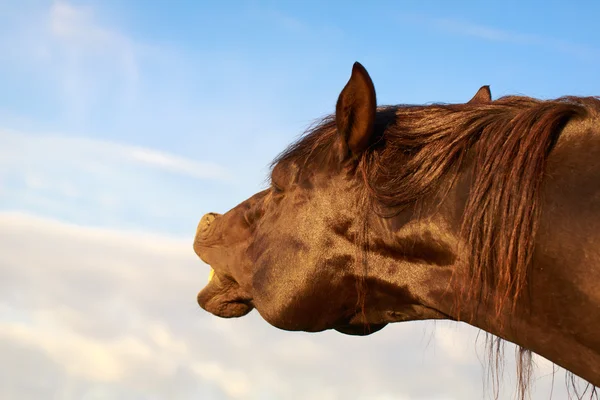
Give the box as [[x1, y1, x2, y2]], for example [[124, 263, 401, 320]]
[[272, 95, 600, 399], [274, 95, 600, 313]]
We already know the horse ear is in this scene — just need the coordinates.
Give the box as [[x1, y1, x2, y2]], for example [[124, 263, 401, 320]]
[[468, 85, 492, 104], [335, 62, 377, 158]]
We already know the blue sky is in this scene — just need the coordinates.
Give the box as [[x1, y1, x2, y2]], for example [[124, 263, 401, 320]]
[[2, 0, 600, 236], [1, 1, 599, 399]]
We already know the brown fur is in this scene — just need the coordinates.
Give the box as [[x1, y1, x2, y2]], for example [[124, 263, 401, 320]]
[[272, 96, 600, 399], [195, 63, 600, 399]]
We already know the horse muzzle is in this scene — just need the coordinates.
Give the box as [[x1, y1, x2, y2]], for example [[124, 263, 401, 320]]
[[193, 212, 222, 264], [194, 212, 255, 318], [196, 212, 221, 241]]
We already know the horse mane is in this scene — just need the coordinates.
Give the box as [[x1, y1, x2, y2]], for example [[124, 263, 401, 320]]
[[365, 96, 599, 316], [272, 95, 600, 399]]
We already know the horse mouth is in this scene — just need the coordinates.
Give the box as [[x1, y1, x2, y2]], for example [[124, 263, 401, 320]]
[[197, 267, 254, 318]]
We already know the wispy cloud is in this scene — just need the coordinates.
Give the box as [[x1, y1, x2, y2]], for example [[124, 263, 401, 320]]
[[127, 147, 231, 181], [0, 129, 231, 182], [1, 2, 596, 398], [433, 18, 541, 44], [0, 129, 232, 233], [47, 1, 143, 120], [403, 14, 599, 60], [0, 212, 580, 400], [0, 1, 150, 124]]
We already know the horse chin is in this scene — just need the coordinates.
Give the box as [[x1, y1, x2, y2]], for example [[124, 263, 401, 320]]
[[334, 323, 387, 336]]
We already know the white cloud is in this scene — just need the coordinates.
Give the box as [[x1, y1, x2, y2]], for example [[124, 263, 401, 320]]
[[402, 15, 599, 61], [127, 147, 231, 181], [191, 362, 252, 399], [0, 129, 233, 233], [0, 129, 231, 181], [0, 1, 322, 198], [47, 0, 140, 106], [50, 1, 131, 52], [0, 1, 151, 125], [431, 18, 541, 45], [0, 212, 584, 400], [0, 3, 594, 398]]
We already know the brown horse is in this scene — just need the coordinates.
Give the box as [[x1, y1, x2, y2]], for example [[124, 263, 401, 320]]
[[194, 62, 600, 398]]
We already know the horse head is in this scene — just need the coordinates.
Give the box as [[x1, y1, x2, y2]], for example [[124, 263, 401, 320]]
[[193, 62, 600, 391], [194, 63, 460, 335]]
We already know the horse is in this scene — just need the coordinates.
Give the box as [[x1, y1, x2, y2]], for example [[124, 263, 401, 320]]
[[193, 62, 600, 398]]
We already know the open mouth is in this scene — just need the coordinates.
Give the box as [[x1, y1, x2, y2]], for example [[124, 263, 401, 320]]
[[194, 214, 254, 318]]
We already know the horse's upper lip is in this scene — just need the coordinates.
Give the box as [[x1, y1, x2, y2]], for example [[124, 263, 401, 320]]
[[196, 213, 221, 239], [193, 213, 222, 260]]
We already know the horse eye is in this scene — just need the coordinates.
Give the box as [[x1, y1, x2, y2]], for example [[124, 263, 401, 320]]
[[271, 182, 284, 194]]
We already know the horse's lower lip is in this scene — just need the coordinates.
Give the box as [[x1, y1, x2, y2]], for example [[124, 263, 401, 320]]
[[196, 283, 255, 318]]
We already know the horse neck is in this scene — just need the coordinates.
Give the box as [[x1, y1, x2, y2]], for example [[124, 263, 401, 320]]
[[439, 258, 600, 388], [366, 196, 600, 387]]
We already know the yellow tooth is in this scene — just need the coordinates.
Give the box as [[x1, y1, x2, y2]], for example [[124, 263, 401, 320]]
[[208, 268, 215, 282]]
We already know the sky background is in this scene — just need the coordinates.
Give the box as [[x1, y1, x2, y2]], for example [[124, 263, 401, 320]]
[[1, 1, 599, 399]]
